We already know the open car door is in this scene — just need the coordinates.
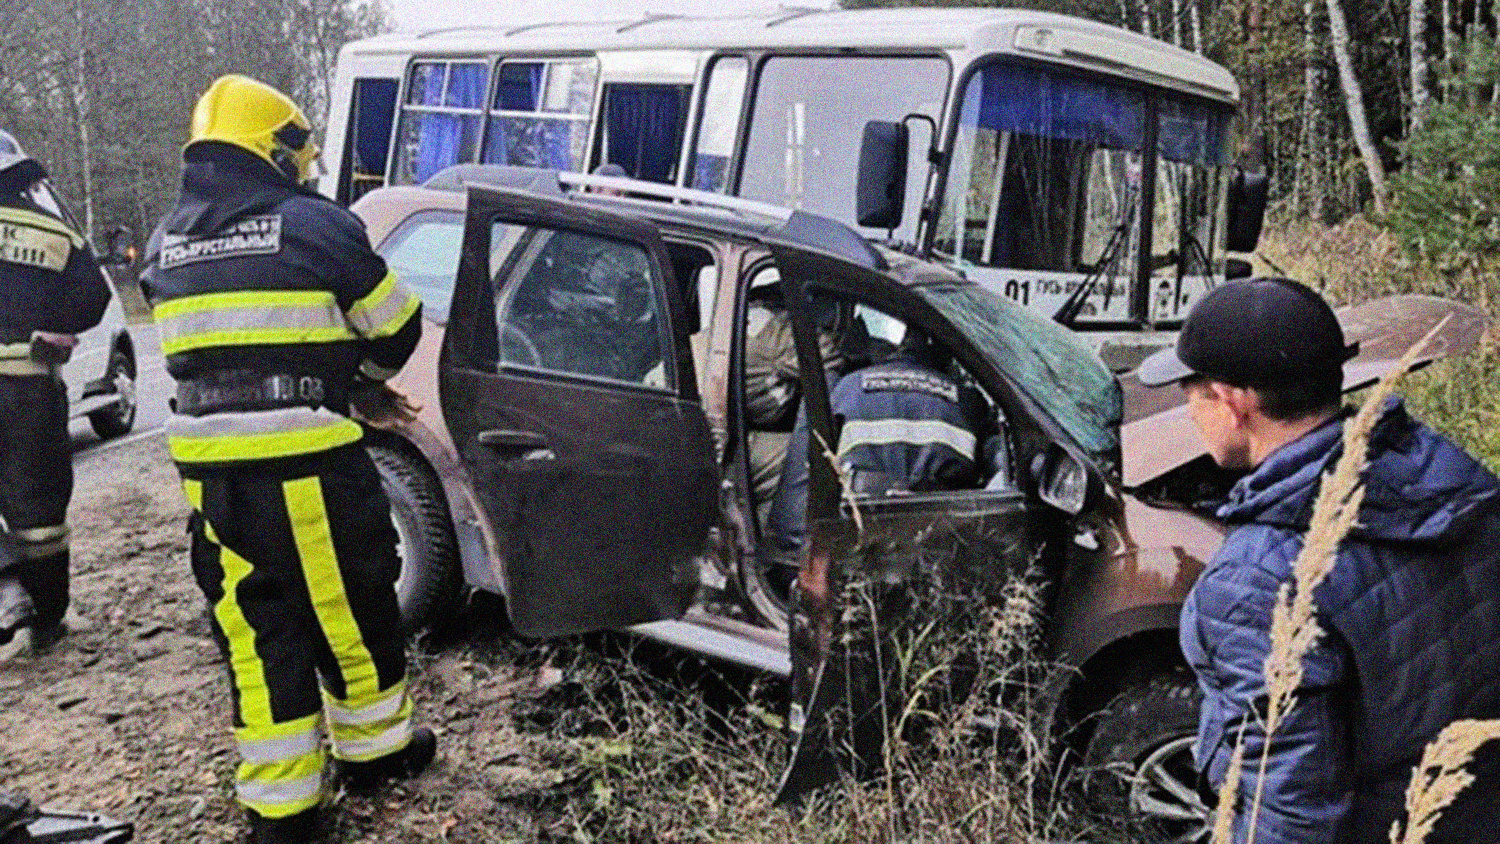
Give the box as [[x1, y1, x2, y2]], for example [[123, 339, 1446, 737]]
[[439, 184, 718, 638], [768, 244, 1043, 802]]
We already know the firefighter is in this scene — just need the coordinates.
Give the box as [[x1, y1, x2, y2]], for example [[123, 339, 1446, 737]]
[[141, 76, 432, 844], [0, 129, 111, 658]]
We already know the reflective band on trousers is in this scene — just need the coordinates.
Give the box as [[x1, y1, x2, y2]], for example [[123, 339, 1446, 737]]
[[235, 773, 322, 818], [346, 272, 420, 339], [237, 717, 322, 765], [324, 682, 414, 762], [837, 418, 978, 459], [0, 344, 53, 377], [153, 289, 357, 356], [324, 679, 409, 726], [166, 407, 362, 463]]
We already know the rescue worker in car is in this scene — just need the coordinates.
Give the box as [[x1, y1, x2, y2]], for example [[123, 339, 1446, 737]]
[[0, 129, 111, 658], [766, 326, 984, 590], [141, 76, 431, 844]]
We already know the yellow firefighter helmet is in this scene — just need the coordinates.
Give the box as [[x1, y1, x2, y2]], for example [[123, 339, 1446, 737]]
[[187, 75, 320, 182]]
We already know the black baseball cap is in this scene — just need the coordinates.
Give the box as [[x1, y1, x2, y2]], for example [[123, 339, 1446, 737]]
[[1136, 277, 1358, 388]]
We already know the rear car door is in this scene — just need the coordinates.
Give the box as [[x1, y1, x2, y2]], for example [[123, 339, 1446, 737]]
[[440, 184, 718, 638]]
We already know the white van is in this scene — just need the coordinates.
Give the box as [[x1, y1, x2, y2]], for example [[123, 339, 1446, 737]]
[[24, 178, 138, 440]]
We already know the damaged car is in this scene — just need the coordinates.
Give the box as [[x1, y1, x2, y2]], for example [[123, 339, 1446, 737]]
[[347, 165, 1488, 839]]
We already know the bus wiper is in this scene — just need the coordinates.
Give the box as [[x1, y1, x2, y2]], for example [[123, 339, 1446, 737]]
[[1054, 212, 1132, 327]]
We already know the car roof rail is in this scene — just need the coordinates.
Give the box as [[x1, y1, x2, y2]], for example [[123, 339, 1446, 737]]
[[556, 171, 794, 224], [429, 163, 884, 271]]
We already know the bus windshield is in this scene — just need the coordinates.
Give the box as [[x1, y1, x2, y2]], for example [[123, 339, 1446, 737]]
[[933, 62, 1232, 328]]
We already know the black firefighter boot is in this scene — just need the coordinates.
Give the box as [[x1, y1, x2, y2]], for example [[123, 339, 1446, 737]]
[[335, 727, 437, 790], [247, 806, 320, 844]]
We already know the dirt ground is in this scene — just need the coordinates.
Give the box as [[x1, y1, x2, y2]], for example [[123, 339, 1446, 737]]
[[0, 434, 578, 843]]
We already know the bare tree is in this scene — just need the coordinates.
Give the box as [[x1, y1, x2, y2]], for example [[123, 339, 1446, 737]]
[[1410, 0, 1431, 130], [1326, 0, 1389, 213]]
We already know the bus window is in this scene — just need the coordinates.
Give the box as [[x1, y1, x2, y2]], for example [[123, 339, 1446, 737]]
[[738, 56, 947, 242], [342, 78, 398, 203], [599, 83, 692, 184], [935, 62, 1233, 326], [484, 59, 599, 171], [935, 63, 1147, 323], [1148, 95, 1230, 323], [690, 56, 748, 194], [391, 60, 489, 185]]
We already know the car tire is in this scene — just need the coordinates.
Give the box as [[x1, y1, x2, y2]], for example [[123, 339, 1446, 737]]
[[88, 347, 137, 440], [368, 443, 460, 636], [1083, 671, 1210, 844]]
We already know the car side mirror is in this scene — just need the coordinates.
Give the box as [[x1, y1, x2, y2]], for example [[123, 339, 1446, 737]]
[[856, 121, 908, 230], [1226, 168, 1268, 253], [98, 225, 136, 267]]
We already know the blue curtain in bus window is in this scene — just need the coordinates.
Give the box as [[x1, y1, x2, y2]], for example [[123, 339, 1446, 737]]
[[415, 114, 465, 182], [353, 79, 398, 175], [968, 64, 1145, 150], [495, 63, 543, 110], [1157, 96, 1230, 165], [605, 84, 688, 183], [446, 63, 488, 108]]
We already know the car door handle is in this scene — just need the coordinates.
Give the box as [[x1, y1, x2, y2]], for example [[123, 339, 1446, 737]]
[[476, 429, 554, 461]]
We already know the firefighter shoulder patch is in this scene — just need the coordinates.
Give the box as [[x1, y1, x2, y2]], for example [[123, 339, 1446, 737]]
[[860, 369, 959, 403], [159, 215, 282, 269], [0, 218, 70, 272]]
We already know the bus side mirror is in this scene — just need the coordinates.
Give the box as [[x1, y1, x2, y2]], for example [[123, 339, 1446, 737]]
[[1226, 168, 1268, 252], [856, 121, 908, 229], [98, 225, 136, 267]]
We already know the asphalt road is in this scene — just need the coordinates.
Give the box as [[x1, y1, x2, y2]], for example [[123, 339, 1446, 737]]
[[71, 324, 171, 464]]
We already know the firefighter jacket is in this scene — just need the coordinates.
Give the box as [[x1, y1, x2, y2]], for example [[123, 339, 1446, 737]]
[[0, 185, 111, 375], [766, 355, 982, 555], [143, 145, 420, 465]]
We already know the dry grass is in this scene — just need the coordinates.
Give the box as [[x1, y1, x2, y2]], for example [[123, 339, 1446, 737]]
[[1389, 719, 1500, 844]]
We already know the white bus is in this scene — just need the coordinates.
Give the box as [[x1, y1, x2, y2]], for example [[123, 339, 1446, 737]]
[[320, 8, 1259, 357]]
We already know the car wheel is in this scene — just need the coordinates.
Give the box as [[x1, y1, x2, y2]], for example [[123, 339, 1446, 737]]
[[88, 347, 137, 440], [1083, 672, 1210, 844], [368, 443, 460, 636]]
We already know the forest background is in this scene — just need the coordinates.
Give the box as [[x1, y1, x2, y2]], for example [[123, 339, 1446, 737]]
[[1, 0, 1492, 263]]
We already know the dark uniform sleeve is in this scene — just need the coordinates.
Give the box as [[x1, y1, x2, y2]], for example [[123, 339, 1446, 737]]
[[288, 197, 422, 383], [50, 239, 112, 335]]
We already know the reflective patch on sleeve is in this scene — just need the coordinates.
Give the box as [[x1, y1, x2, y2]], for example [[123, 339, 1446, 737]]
[[346, 271, 420, 339], [158, 215, 282, 269], [0, 216, 71, 271]]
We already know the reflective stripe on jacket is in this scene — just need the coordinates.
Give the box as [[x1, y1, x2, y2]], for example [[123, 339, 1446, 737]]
[[144, 147, 420, 464], [0, 190, 111, 345]]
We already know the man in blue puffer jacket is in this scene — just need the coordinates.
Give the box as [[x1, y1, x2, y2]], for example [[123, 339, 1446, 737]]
[[1137, 277, 1500, 844]]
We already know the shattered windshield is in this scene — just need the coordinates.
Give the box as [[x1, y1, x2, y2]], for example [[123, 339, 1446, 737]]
[[917, 282, 1121, 462]]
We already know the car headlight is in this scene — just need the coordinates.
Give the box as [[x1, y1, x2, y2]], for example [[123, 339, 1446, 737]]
[[1035, 447, 1089, 515]]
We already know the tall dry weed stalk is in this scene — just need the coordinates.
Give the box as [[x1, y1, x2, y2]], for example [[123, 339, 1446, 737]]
[[1215, 319, 1450, 844], [1389, 718, 1500, 844]]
